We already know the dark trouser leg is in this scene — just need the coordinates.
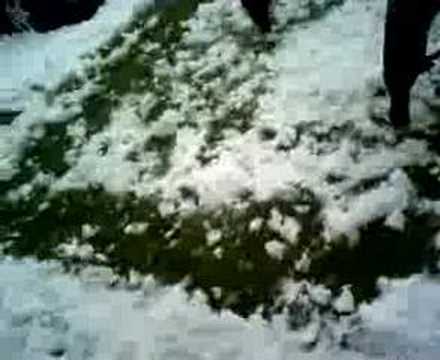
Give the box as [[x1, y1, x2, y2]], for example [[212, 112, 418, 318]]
[[241, 0, 272, 33], [388, 86, 411, 128]]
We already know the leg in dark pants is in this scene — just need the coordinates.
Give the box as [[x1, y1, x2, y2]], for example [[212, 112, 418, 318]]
[[241, 0, 272, 33], [383, 0, 439, 128], [388, 86, 411, 128]]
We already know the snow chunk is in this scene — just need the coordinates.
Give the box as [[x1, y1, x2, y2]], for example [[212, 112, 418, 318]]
[[309, 285, 332, 307], [268, 208, 301, 245], [295, 251, 311, 274], [81, 224, 100, 240], [57, 239, 94, 260], [384, 210, 406, 231], [249, 217, 264, 233], [264, 240, 286, 261], [206, 229, 222, 247], [333, 286, 355, 314], [124, 222, 149, 235]]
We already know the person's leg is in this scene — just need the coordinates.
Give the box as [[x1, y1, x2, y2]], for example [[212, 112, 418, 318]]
[[241, 0, 272, 33], [384, 0, 429, 129], [388, 86, 411, 128]]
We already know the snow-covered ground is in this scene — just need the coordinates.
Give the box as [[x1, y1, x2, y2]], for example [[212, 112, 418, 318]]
[[0, 0, 154, 112], [1, 257, 440, 360], [2, 0, 440, 358]]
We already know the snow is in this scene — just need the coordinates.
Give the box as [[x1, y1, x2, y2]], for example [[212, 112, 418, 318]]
[[2, 0, 440, 357], [22, 0, 431, 239], [268, 208, 301, 245], [1, 258, 440, 360], [265, 240, 286, 260], [355, 276, 440, 359], [249, 217, 264, 232], [333, 285, 355, 314], [0, 0, 154, 111], [124, 222, 149, 235], [206, 228, 222, 247]]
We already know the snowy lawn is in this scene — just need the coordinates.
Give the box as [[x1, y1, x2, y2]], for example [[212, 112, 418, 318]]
[[2, 0, 440, 321]]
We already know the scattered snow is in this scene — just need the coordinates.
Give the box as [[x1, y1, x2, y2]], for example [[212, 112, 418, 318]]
[[57, 239, 95, 261]]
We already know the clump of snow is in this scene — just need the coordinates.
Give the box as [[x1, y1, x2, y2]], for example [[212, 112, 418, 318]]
[[124, 222, 149, 235], [333, 285, 355, 314], [268, 208, 301, 245], [57, 238, 95, 260], [323, 169, 415, 238], [249, 217, 264, 232], [384, 210, 406, 231], [81, 223, 101, 240], [213, 246, 224, 259], [206, 228, 222, 247], [309, 285, 332, 307], [265, 239, 286, 260], [295, 251, 311, 273]]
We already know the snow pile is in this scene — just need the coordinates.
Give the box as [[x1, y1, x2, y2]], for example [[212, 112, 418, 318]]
[[1, 258, 440, 360]]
